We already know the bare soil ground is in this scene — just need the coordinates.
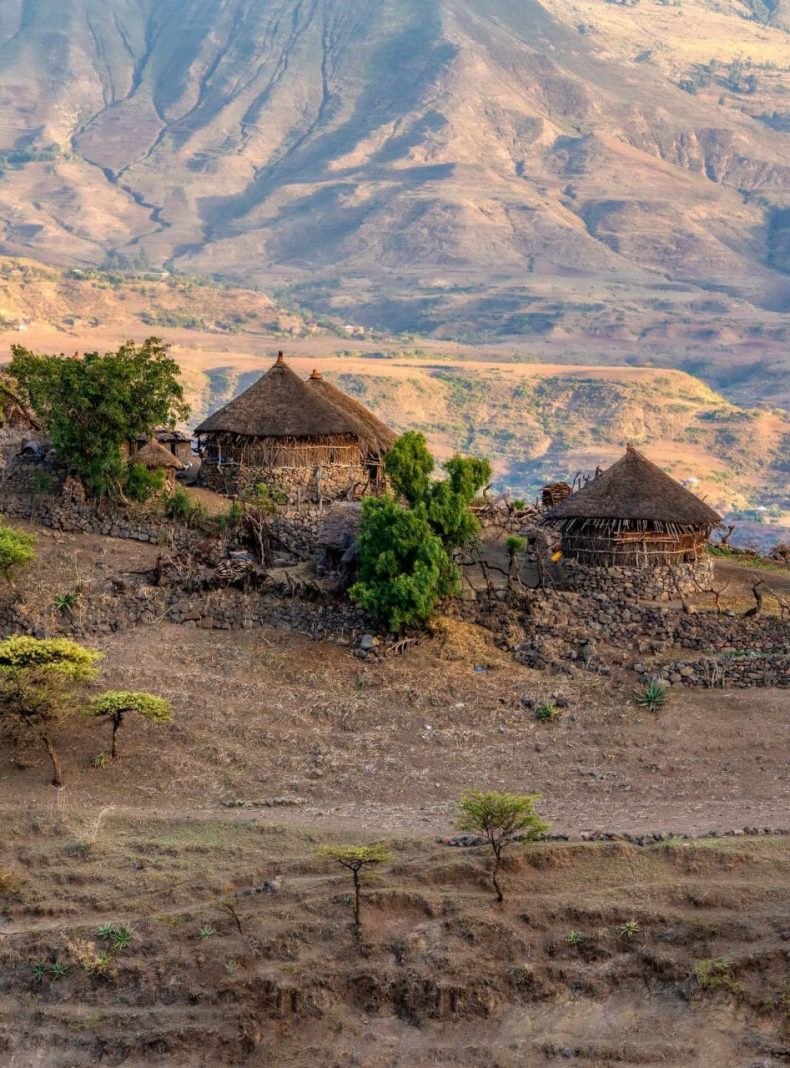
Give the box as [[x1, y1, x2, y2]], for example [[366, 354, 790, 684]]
[[0, 526, 787, 1064], [0, 814, 786, 1067]]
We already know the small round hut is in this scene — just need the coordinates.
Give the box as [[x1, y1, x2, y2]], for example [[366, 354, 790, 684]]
[[194, 354, 395, 501], [306, 369, 396, 488], [544, 445, 721, 597], [133, 437, 185, 485]]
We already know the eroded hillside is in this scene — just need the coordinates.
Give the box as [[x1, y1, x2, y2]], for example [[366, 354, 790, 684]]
[[0, 0, 787, 353]]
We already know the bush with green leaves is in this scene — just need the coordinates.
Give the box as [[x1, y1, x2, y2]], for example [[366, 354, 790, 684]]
[[0, 521, 36, 587], [124, 462, 166, 502], [534, 701, 560, 723], [164, 486, 207, 527], [0, 637, 101, 786], [83, 690, 172, 760], [318, 843, 393, 928], [8, 338, 189, 498], [53, 590, 79, 616], [351, 432, 491, 632], [456, 790, 549, 902]]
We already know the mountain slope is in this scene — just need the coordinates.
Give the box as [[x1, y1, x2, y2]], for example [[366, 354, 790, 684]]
[[0, 0, 788, 347]]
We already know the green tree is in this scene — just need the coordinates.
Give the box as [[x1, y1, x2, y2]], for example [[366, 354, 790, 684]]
[[384, 430, 435, 505], [318, 843, 393, 928], [350, 497, 456, 632], [8, 338, 190, 497], [0, 522, 36, 587], [456, 790, 549, 903], [83, 690, 172, 760], [351, 433, 491, 632], [0, 637, 101, 785]]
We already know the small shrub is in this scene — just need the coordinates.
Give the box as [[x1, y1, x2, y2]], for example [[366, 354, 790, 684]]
[[96, 923, 132, 952], [124, 462, 166, 502], [567, 930, 584, 946], [513, 964, 533, 985], [0, 869, 22, 895], [53, 590, 79, 615], [535, 702, 560, 722], [693, 958, 744, 995], [618, 919, 640, 940], [32, 962, 48, 983], [49, 961, 69, 980], [0, 522, 36, 585], [199, 925, 216, 940], [635, 679, 668, 710], [111, 926, 132, 951]]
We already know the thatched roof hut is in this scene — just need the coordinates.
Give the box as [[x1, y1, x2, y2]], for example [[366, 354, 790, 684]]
[[194, 353, 387, 469], [306, 370, 396, 457], [545, 445, 721, 566], [134, 438, 185, 472]]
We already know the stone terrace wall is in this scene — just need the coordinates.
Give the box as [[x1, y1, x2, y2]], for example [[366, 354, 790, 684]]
[[201, 459, 369, 504], [0, 486, 201, 551], [555, 557, 714, 600], [463, 586, 789, 687]]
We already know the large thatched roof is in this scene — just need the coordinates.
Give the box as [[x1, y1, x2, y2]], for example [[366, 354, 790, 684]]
[[306, 370, 396, 455], [134, 438, 184, 470], [546, 446, 721, 527], [194, 354, 363, 440]]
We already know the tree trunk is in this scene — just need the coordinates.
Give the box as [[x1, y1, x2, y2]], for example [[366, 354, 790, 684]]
[[491, 850, 504, 903], [111, 714, 122, 760], [42, 734, 64, 787], [352, 867, 361, 927]]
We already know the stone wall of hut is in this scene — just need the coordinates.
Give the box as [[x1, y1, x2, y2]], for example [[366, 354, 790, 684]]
[[200, 458, 371, 504], [554, 556, 713, 600]]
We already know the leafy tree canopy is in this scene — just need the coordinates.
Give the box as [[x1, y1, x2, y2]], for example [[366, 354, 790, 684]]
[[351, 433, 491, 632], [8, 338, 190, 497], [350, 496, 457, 633], [83, 691, 172, 724], [0, 636, 101, 682], [0, 637, 102, 785]]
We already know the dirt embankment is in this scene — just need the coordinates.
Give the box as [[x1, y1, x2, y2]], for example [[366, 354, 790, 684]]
[[0, 812, 787, 1068]]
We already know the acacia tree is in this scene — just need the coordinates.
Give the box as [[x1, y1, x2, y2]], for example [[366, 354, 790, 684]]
[[457, 790, 549, 903], [8, 338, 190, 497], [351, 432, 491, 632], [83, 691, 172, 760], [318, 843, 393, 929], [0, 637, 101, 786]]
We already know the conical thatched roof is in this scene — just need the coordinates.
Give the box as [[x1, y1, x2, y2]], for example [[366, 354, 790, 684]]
[[546, 446, 721, 527], [194, 354, 362, 440], [306, 370, 396, 455], [134, 438, 184, 470]]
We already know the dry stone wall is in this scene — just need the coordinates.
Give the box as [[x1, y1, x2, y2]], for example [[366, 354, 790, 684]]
[[200, 459, 369, 504], [555, 557, 714, 600]]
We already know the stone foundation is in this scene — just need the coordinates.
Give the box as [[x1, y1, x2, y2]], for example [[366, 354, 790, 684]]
[[200, 459, 371, 504], [555, 556, 713, 601]]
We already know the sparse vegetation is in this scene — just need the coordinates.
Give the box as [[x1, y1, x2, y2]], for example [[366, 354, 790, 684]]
[[693, 957, 744, 996], [456, 790, 549, 903], [318, 843, 393, 928], [636, 679, 669, 710], [0, 636, 101, 785], [83, 691, 172, 761], [0, 521, 36, 588], [534, 701, 561, 723]]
